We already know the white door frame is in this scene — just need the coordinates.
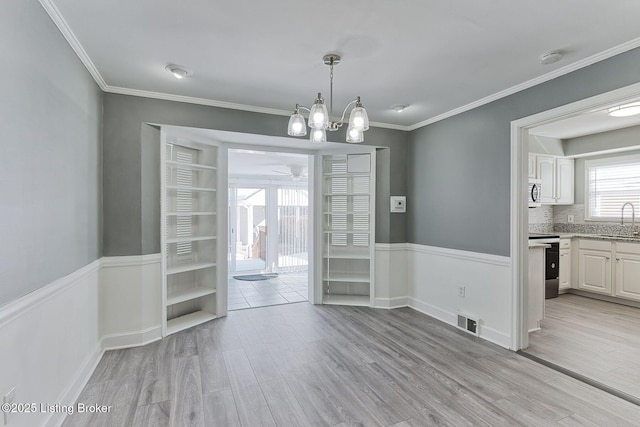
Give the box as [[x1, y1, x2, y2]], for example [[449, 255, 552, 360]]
[[510, 82, 640, 350]]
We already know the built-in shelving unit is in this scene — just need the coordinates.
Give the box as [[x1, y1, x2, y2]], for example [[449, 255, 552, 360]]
[[162, 137, 222, 336], [322, 153, 375, 306]]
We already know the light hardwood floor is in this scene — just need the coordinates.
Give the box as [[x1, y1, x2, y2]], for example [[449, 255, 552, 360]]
[[63, 302, 640, 426], [527, 293, 640, 400]]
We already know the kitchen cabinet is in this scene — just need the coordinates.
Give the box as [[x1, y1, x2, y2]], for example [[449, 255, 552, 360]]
[[614, 242, 640, 301], [559, 238, 571, 291], [535, 155, 574, 205], [528, 154, 537, 179], [528, 245, 545, 332], [575, 239, 640, 302]]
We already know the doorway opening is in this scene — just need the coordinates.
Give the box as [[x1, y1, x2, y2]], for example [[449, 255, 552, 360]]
[[512, 82, 640, 405], [227, 149, 311, 310]]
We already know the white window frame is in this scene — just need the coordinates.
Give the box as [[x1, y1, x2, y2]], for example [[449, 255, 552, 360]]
[[585, 153, 640, 221]]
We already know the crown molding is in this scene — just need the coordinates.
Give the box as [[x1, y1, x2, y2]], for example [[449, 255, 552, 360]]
[[39, 0, 108, 90], [408, 36, 640, 131], [39, 0, 640, 135], [104, 85, 409, 131]]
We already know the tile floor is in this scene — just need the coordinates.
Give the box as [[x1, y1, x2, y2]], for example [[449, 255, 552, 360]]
[[227, 271, 308, 310]]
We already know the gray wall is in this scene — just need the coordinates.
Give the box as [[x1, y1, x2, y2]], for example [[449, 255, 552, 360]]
[[408, 47, 640, 256], [566, 125, 640, 204], [564, 124, 640, 157], [0, 0, 103, 306], [102, 94, 407, 256]]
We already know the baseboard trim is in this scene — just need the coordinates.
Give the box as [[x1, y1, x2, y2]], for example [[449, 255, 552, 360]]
[[374, 297, 409, 309], [101, 326, 162, 350], [567, 289, 640, 309], [406, 243, 511, 267], [0, 259, 101, 329], [407, 297, 511, 349], [49, 344, 104, 427]]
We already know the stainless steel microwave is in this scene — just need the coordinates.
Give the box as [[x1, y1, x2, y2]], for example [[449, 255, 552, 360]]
[[529, 179, 542, 207]]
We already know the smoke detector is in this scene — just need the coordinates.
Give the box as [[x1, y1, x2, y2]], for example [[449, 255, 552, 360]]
[[165, 64, 193, 79], [539, 51, 563, 65]]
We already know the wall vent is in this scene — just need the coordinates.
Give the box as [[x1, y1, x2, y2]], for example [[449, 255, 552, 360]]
[[457, 313, 480, 337]]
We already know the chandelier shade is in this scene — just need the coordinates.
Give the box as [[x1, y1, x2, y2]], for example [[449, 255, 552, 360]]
[[308, 94, 329, 129], [346, 125, 364, 143], [287, 54, 369, 143], [348, 101, 369, 131], [310, 128, 327, 143], [287, 107, 307, 136]]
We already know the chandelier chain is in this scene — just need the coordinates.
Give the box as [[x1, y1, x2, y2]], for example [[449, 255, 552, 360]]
[[329, 60, 334, 119]]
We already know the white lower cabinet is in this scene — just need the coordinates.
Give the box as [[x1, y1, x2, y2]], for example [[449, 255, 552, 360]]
[[559, 239, 571, 291], [614, 242, 640, 301], [578, 249, 612, 294], [576, 239, 640, 302]]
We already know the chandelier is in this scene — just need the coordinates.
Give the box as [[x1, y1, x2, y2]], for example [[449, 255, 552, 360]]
[[287, 54, 369, 143]]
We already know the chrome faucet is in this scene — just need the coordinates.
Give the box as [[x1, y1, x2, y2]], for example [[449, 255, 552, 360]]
[[621, 202, 638, 236]]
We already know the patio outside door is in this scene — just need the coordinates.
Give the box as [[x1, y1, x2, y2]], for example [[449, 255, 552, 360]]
[[229, 186, 268, 274]]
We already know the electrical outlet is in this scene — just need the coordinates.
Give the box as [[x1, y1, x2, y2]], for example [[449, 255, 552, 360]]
[[3, 387, 15, 426], [568, 214, 574, 223], [458, 285, 465, 298]]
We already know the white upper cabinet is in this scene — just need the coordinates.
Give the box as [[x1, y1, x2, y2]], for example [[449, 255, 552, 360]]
[[555, 157, 574, 204], [535, 155, 574, 205], [528, 154, 537, 179]]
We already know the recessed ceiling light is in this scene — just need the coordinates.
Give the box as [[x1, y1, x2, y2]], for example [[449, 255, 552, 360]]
[[391, 105, 408, 113], [165, 64, 193, 79], [539, 51, 563, 65], [608, 102, 640, 117]]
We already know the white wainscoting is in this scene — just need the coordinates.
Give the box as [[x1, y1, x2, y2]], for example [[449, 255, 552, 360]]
[[0, 254, 164, 427], [406, 243, 513, 349], [0, 260, 102, 427], [100, 254, 162, 349], [374, 243, 409, 309]]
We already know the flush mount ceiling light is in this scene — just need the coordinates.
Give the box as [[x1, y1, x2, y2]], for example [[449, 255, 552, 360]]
[[165, 64, 193, 79], [391, 105, 407, 113], [287, 54, 369, 144], [608, 102, 640, 117], [539, 50, 563, 65]]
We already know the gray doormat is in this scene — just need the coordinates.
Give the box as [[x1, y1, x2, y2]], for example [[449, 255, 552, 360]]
[[233, 273, 279, 281]]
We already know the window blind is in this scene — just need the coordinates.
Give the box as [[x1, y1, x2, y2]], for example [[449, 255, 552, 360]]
[[586, 156, 640, 220]]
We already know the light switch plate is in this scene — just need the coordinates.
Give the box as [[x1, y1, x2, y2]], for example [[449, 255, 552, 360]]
[[390, 196, 406, 213]]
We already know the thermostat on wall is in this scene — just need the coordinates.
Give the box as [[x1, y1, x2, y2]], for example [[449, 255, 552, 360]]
[[390, 196, 406, 213]]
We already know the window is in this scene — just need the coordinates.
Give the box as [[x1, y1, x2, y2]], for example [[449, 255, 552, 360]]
[[585, 154, 640, 221]]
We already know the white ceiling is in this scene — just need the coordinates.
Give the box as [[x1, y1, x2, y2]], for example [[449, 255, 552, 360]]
[[228, 149, 309, 179], [47, 0, 640, 129], [529, 104, 640, 139]]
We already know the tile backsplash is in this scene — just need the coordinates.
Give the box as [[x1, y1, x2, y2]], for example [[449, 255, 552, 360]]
[[528, 205, 553, 233], [528, 203, 640, 235]]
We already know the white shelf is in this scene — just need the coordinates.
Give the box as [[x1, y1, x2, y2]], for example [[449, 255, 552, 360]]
[[323, 294, 370, 306], [323, 211, 369, 215], [167, 160, 216, 171], [323, 230, 370, 234], [323, 253, 370, 259], [323, 193, 370, 196], [167, 185, 216, 192], [323, 173, 370, 177], [167, 211, 216, 216], [167, 262, 216, 275], [166, 311, 216, 335], [323, 273, 370, 283], [166, 235, 216, 244], [167, 287, 216, 306]]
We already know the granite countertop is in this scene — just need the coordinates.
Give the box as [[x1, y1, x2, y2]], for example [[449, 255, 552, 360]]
[[556, 232, 640, 242]]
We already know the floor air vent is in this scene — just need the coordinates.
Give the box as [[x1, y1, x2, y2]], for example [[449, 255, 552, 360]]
[[457, 313, 480, 336]]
